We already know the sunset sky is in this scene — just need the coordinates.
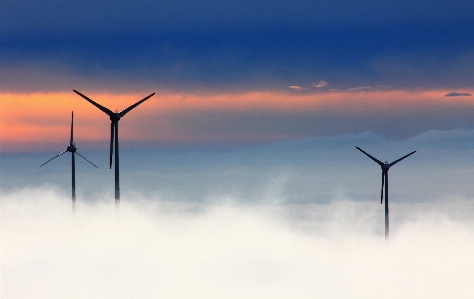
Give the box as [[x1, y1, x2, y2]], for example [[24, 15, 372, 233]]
[[1, 1, 474, 298], [1, 0, 473, 151]]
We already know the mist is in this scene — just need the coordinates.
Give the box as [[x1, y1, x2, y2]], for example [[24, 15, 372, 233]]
[[2, 130, 474, 298], [3, 129, 474, 204], [2, 187, 474, 299]]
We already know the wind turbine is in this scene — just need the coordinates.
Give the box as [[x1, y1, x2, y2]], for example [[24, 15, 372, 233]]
[[40, 111, 99, 211], [356, 147, 416, 239], [73, 90, 155, 206]]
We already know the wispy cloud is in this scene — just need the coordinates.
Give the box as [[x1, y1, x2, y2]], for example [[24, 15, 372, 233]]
[[289, 80, 328, 91], [312, 80, 328, 88], [348, 86, 374, 92], [288, 85, 307, 91], [445, 92, 472, 97]]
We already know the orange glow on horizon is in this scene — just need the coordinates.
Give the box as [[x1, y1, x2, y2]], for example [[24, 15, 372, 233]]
[[1, 89, 473, 152]]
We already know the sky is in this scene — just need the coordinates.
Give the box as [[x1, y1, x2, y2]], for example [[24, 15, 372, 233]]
[[1, 0, 474, 298], [1, 0, 474, 150]]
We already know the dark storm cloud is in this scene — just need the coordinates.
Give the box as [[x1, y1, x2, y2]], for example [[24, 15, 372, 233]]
[[445, 92, 472, 97], [1, 0, 473, 92]]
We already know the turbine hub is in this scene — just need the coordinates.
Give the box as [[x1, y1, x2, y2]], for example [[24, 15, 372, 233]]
[[67, 144, 77, 152], [110, 113, 121, 122]]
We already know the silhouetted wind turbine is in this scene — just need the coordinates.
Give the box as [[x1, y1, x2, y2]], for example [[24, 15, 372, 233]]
[[40, 111, 99, 211], [356, 147, 416, 239], [73, 90, 155, 206]]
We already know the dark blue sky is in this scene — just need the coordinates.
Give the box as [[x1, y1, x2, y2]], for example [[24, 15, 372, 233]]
[[1, 0, 473, 92]]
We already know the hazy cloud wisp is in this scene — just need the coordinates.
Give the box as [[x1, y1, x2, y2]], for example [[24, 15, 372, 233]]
[[445, 92, 472, 97]]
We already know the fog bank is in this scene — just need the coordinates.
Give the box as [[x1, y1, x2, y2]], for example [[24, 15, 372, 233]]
[[2, 188, 473, 298]]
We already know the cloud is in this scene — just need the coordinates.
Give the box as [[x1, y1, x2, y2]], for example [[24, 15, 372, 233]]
[[289, 80, 328, 91], [1, 188, 474, 298], [348, 86, 374, 92], [288, 85, 307, 91], [445, 92, 472, 97], [312, 80, 329, 88]]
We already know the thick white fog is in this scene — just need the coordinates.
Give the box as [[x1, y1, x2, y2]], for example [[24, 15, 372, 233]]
[[1, 189, 474, 299], [2, 130, 474, 298]]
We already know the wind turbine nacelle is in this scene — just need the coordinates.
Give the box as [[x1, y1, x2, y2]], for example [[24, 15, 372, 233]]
[[110, 113, 121, 122], [67, 144, 77, 152]]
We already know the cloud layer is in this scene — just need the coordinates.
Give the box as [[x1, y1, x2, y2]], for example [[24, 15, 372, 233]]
[[2, 188, 474, 299], [3, 128, 474, 298]]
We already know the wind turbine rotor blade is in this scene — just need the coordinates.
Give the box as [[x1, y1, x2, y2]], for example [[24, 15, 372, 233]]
[[381, 171, 384, 204], [119, 93, 155, 117], [70, 111, 74, 144], [389, 150, 417, 167], [110, 122, 114, 169], [76, 151, 99, 169], [355, 146, 384, 166], [40, 150, 68, 167], [73, 90, 114, 116]]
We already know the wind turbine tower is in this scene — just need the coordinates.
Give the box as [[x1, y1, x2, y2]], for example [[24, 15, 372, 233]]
[[73, 90, 155, 207], [356, 147, 416, 239], [41, 111, 99, 211]]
